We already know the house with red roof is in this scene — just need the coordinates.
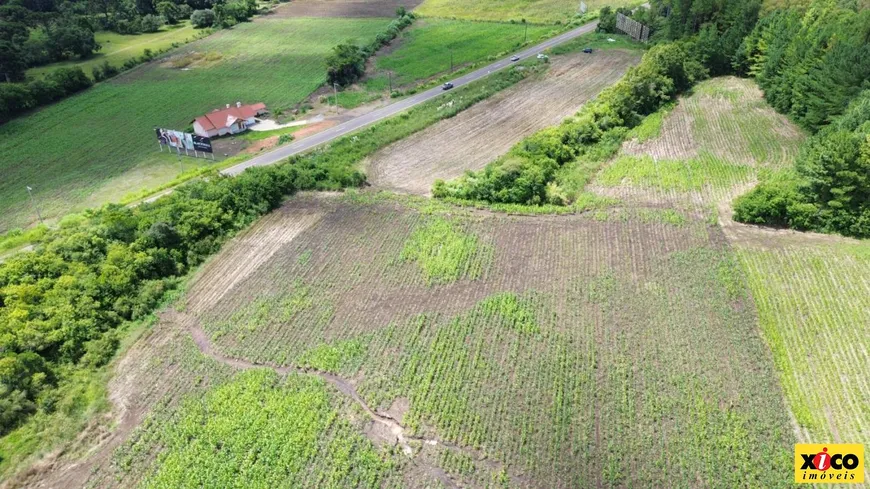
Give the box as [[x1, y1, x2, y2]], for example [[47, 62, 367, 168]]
[[192, 102, 267, 138]]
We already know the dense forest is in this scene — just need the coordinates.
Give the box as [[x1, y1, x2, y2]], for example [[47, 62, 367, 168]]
[[436, 0, 869, 237]]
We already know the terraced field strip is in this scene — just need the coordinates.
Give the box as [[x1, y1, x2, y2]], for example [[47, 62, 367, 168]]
[[736, 244, 870, 448], [374, 18, 557, 85], [591, 77, 806, 210], [415, 0, 640, 23], [368, 50, 641, 195]]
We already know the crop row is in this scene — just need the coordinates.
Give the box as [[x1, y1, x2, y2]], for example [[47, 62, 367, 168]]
[[737, 244, 870, 445]]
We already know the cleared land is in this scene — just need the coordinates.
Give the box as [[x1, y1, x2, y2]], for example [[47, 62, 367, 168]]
[[25, 23, 202, 80], [415, 0, 639, 24], [374, 19, 557, 85], [30, 193, 796, 488], [591, 77, 806, 209], [368, 49, 640, 194], [0, 16, 390, 232]]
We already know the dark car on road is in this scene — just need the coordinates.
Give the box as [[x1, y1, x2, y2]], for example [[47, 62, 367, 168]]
[[510, 55, 520, 62], [442, 82, 454, 90]]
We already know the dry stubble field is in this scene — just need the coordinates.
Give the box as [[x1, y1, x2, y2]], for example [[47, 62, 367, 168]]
[[367, 50, 641, 195]]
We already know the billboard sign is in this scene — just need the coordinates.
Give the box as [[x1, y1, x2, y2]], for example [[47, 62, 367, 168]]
[[156, 128, 213, 153], [192, 135, 213, 153]]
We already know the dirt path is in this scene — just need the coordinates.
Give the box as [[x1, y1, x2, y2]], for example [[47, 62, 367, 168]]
[[366, 50, 640, 195]]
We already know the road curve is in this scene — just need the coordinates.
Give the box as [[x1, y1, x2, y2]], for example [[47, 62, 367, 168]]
[[222, 20, 600, 176]]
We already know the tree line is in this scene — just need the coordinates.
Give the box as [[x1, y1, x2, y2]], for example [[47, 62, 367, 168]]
[[326, 8, 414, 88]]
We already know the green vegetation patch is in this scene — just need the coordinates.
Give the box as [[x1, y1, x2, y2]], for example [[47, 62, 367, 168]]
[[736, 244, 870, 442], [596, 153, 754, 191], [400, 217, 493, 284], [125, 369, 396, 488], [625, 102, 674, 143], [26, 23, 203, 80], [375, 19, 555, 85]]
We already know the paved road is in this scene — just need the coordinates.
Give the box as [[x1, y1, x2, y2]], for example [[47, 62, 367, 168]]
[[223, 19, 599, 176]]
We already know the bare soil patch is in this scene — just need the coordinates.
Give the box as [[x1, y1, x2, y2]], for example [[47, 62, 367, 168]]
[[270, 0, 424, 18], [186, 193, 331, 314], [366, 50, 641, 195]]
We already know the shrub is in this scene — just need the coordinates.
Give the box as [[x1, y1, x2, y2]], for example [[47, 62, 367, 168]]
[[92, 60, 120, 81], [326, 43, 366, 87], [141, 14, 165, 33], [191, 9, 215, 28]]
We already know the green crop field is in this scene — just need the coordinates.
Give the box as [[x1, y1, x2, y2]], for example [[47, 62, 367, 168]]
[[375, 19, 555, 85], [415, 0, 640, 24], [121, 370, 397, 488], [73, 193, 793, 488], [0, 16, 390, 232], [737, 243, 870, 446], [26, 23, 203, 80]]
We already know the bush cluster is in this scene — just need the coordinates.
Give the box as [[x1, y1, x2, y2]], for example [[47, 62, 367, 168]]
[[0, 67, 92, 121], [433, 42, 707, 205]]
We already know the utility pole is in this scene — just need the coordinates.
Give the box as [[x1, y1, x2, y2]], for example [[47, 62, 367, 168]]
[[450, 49, 454, 73], [388, 71, 392, 93], [333, 83, 339, 107], [26, 186, 43, 224], [523, 20, 528, 43]]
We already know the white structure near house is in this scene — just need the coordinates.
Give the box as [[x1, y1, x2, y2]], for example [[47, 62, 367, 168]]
[[192, 102, 267, 138]]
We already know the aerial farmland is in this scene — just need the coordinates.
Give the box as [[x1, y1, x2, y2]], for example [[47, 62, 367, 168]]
[[0, 0, 868, 487]]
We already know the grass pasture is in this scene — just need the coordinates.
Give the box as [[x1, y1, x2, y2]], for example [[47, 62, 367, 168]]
[[26, 23, 203, 80], [415, 0, 640, 24], [375, 19, 557, 85], [67, 193, 796, 488], [0, 16, 391, 232]]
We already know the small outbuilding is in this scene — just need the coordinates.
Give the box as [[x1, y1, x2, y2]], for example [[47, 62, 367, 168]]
[[192, 102, 267, 138]]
